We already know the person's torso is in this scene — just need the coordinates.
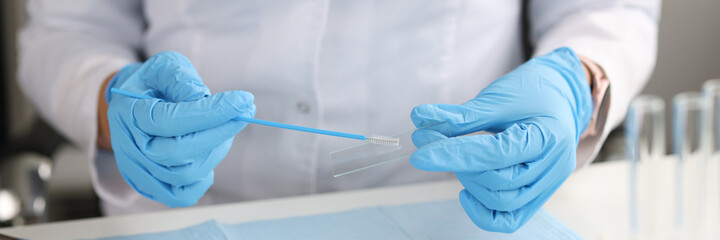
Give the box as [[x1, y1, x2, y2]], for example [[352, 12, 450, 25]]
[[139, 0, 525, 204]]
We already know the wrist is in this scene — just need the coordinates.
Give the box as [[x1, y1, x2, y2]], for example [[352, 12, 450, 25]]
[[577, 55, 611, 138], [581, 61, 593, 89], [97, 72, 117, 150]]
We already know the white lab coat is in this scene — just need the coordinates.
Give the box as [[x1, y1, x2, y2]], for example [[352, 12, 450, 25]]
[[18, 0, 660, 215]]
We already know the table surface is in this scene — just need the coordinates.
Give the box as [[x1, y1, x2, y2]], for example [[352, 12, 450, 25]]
[[0, 160, 632, 240]]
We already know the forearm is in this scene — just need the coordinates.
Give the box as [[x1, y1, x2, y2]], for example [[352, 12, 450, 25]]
[[18, 0, 143, 150], [97, 73, 116, 150], [530, 1, 660, 167]]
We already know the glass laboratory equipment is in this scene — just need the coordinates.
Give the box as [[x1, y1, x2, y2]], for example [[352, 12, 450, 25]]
[[330, 133, 404, 177], [330, 121, 449, 177], [702, 79, 720, 238], [703, 79, 720, 158], [673, 92, 710, 239], [625, 95, 666, 239]]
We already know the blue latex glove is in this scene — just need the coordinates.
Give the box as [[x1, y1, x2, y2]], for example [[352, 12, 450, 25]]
[[410, 47, 592, 233], [106, 51, 256, 207]]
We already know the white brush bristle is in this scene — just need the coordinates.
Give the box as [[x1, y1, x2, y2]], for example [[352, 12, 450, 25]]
[[366, 135, 400, 146]]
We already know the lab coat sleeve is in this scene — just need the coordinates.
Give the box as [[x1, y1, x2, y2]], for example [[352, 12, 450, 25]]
[[529, 0, 661, 168], [18, 0, 143, 207]]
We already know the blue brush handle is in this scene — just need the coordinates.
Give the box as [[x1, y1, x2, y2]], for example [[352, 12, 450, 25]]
[[233, 116, 366, 140], [110, 88, 367, 140]]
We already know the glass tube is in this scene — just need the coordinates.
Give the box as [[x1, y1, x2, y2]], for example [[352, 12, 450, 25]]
[[673, 92, 709, 239], [703, 79, 720, 159], [702, 79, 720, 238], [625, 95, 665, 238]]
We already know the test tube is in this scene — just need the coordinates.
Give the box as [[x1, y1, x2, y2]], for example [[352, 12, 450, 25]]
[[703, 79, 720, 160], [625, 95, 665, 238], [673, 92, 709, 239], [702, 79, 720, 237]]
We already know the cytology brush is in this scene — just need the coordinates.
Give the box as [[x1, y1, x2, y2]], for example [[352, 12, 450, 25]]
[[110, 88, 399, 146]]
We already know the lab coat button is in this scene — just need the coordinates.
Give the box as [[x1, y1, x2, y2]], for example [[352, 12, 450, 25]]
[[297, 101, 311, 114]]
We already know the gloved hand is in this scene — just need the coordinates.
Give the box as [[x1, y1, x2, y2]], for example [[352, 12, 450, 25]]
[[410, 47, 592, 233], [106, 51, 255, 207]]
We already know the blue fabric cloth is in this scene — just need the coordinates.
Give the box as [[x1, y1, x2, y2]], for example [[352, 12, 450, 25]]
[[92, 199, 582, 240], [220, 207, 408, 239], [94, 220, 228, 240]]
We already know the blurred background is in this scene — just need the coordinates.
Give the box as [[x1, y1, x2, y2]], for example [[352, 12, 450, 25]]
[[0, 0, 718, 226]]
